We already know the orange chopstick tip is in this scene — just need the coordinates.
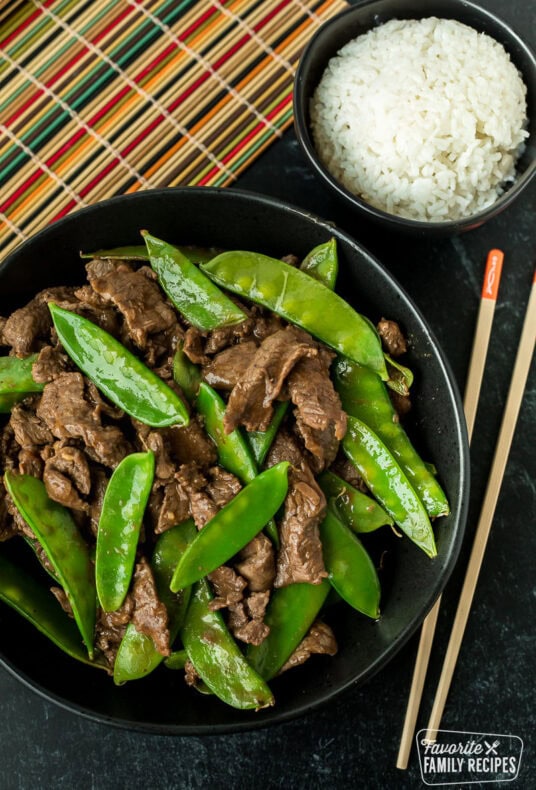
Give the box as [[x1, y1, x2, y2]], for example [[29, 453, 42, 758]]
[[481, 249, 504, 301]]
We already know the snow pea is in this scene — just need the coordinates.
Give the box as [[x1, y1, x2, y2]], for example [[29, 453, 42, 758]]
[[4, 470, 96, 656], [96, 452, 155, 612], [319, 470, 393, 533], [319, 507, 380, 619], [0, 552, 106, 670], [164, 649, 188, 670], [342, 417, 437, 558], [113, 519, 196, 684], [172, 341, 202, 403], [49, 303, 189, 428], [0, 354, 44, 412], [246, 579, 331, 680], [143, 232, 246, 331], [247, 401, 289, 467], [201, 251, 387, 379], [385, 354, 414, 397], [195, 382, 279, 545], [170, 462, 289, 591], [181, 577, 274, 709], [334, 359, 449, 518], [80, 244, 219, 264], [300, 238, 338, 289]]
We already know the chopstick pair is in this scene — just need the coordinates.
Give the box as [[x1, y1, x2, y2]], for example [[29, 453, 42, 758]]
[[397, 251, 536, 768]]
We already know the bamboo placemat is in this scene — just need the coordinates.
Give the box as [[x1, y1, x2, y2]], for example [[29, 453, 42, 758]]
[[0, 0, 347, 258]]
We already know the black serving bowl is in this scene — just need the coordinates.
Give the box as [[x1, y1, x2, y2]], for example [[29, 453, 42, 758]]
[[0, 188, 469, 733], [294, 0, 536, 236]]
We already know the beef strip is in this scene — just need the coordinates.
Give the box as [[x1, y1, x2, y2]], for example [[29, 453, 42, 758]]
[[389, 390, 412, 417], [377, 318, 407, 357], [37, 372, 131, 468], [31, 345, 71, 383], [17, 448, 43, 478], [223, 326, 318, 434], [203, 306, 254, 355], [166, 416, 218, 467], [2, 287, 76, 355], [330, 454, 368, 492], [130, 557, 170, 656], [287, 346, 347, 472], [208, 565, 247, 610], [182, 327, 209, 366], [279, 621, 337, 674], [153, 480, 190, 534], [202, 340, 258, 391], [9, 398, 53, 449], [134, 420, 175, 481], [184, 659, 201, 687], [85, 260, 177, 350], [227, 592, 270, 646], [175, 463, 241, 529], [265, 427, 309, 469], [235, 533, 275, 592], [43, 443, 91, 512], [205, 467, 242, 508], [274, 463, 328, 588], [95, 595, 135, 666]]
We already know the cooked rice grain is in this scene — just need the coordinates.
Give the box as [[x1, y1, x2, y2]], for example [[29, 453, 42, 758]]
[[310, 18, 528, 222]]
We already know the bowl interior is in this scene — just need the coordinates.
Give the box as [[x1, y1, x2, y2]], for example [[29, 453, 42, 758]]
[[294, 0, 536, 232], [0, 188, 469, 732]]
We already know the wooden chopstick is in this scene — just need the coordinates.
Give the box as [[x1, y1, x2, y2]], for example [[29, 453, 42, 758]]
[[425, 266, 536, 741], [396, 249, 505, 769]]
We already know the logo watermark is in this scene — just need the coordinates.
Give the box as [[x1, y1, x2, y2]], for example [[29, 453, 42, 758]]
[[416, 729, 523, 786]]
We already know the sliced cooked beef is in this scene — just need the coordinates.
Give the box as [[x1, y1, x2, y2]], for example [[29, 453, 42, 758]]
[[43, 444, 91, 512], [95, 595, 135, 666], [264, 428, 306, 469], [166, 417, 217, 467], [131, 558, 170, 656], [184, 659, 200, 687], [274, 464, 327, 588], [2, 287, 75, 355], [18, 448, 43, 478], [389, 390, 412, 417], [208, 565, 247, 610], [182, 327, 209, 366], [224, 326, 317, 434], [287, 346, 347, 472], [0, 424, 18, 472], [154, 480, 190, 534], [71, 285, 122, 337], [175, 463, 241, 529], [227, 592, 270, 646], [203, 340, 258, 391], [205, 467, 242, 508], [86, 259, 177, 350], [377, 318, 407, 357], [203, 304, 254, 355], [31, 345, 70, 383], [37, 372, 131, 468], [235, 533, 275, 592], [330, 454, 368, 492], [134, 421, 175, 481], [9, 398, 53, 448], [279, 621, 337, 674]]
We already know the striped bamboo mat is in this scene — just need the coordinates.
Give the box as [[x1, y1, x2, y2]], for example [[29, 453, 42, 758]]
[[0, 0, 347, 258]]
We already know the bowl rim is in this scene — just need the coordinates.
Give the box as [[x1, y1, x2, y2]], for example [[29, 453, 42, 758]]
[[293, 0, 536, 231], [0, 186, 470, 733]]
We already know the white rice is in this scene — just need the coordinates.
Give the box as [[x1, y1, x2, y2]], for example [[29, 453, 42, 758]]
[[310, 18, 529, 222]]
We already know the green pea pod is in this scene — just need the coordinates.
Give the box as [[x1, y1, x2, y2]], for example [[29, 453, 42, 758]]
[[247, 579, 331, 680], [143, 232, 246, 331], [342, 417, 437, 558], [49, 303, 189, 428], [164, 649, 188, 670], [201, 251, 387, 379], [0, 355, 44, 412], [335, 359, 449, 518], [181, 577, 274, 709], [300, 238, 338, 289], [96, 452, 155, 612], [0, 552, 106, 670], [247, 401, 289, 467], [80, 244, 220, 264], [195, 382, 279, 545], [385, 354, 414, 397], [4, 471, 96, 656], [319, 507, 380, 619], [170, 462, 289, 591], [172, 342, 202, 403], [113, 519, 196, 684], [318, 470, 393, 533]]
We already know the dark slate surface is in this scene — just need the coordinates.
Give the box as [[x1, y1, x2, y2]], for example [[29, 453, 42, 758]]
[[1, 1, 534, 787]]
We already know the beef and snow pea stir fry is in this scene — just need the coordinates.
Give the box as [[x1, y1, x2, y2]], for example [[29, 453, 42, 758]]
[[0, 234, 449, 709]]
